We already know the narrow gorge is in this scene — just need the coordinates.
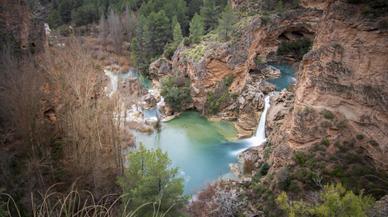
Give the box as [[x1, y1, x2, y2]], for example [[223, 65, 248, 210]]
[[0, 0, 387, 216]]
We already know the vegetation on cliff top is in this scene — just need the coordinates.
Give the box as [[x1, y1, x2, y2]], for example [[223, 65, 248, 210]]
[[277, 183, 375, 217], [161, 75, 192, 112], [205, 75, 235, 115]]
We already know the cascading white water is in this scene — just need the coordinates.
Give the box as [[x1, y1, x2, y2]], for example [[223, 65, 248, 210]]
[[255, 95, 271, 141], [232, 95, 271, 155]]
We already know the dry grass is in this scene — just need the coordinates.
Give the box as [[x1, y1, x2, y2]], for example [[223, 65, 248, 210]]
[[0, 184, 172, 217]]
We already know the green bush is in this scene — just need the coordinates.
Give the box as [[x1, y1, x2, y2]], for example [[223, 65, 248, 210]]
[[48, 9, 62, 28], [356, 134, 365, 140], [321, 137, 330, 146], [205, 75, 235, 115], [260, 162, 270, 176], [160, 75, 192, 112], [321, 109, 335, 120], [293, 151, 309, 166], [163, 42, 179, 59], [277, 183, 375, 217], [277, 38, 312, 60], [183, 37, 191, 46]]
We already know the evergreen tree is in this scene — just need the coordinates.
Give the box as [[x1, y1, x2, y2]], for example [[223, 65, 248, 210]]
[[131, 15, 149, 72], [189, 13, 204, 43], [118, 145, 186, 217], [217, 5, 236, 41], [200, 0, 218, 32], [173, 17, 183, 43], [276, 0, 284, 12], [145, 10, 171, 58], [187, 0, 203, 20]]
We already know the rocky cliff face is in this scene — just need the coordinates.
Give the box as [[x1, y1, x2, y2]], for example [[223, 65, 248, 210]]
[[151, 7, 321, 137], [0, 0, 46, 54], [270, 0, 388, 170]]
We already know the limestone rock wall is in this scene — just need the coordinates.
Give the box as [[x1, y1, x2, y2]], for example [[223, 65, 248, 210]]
[[0, 0, 46, 54]]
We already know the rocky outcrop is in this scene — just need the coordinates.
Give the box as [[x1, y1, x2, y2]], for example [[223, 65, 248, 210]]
[[0, 0, 46, 54], [284, 0, 388, 169], [149, 57, 172, 80], [150, 7, 320, 137]]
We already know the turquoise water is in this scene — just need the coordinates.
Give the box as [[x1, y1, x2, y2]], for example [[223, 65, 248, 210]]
[[122, 69, 152, 89], [268, 64, 296, 90], [132, 112, 248, 194]]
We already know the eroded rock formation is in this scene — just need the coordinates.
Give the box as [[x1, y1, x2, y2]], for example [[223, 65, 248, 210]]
[[0, 0, 46, 54]]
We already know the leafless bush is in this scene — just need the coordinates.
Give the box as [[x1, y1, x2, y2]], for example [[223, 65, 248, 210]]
[[188, 181, 244, 217], [0, 45, 50, 151], [42, 39, 125, 193], [99, 9, 137, 53]]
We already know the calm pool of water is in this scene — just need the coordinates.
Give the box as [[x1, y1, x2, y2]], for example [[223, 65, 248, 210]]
[[132, 112, 248, 195], [268, 64, 296, 90]]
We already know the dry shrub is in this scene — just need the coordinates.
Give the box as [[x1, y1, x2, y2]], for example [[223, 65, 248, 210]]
[[188, 181, 244, 217], [0, 43, 57, 204], [41, 39, 125, 194], [243, 159, 255, 175]]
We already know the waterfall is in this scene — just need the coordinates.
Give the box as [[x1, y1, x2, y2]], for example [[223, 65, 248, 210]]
[[232, 95, 271, 155], [255, 95, 271, 140]]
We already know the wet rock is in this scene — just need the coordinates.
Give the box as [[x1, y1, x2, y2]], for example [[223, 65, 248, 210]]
[[261, 65, 281, 79]]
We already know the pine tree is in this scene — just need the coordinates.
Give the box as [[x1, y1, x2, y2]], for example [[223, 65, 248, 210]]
[[132, 15, 149, 72], [276, 0, 284, 12], [189, 13, 204, 43], [118, 145, 186, 217], [200, 0, 218, 32], [145, 10, 171, 57], [173, 17, 183, 43], [217, 5, 236, 41]]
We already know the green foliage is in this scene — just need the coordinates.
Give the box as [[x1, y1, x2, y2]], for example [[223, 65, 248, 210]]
[[132, 11, 171, 74], [276, 0, 284, 13], [189, 13, 204, 43], [217, 5, 237, 41], [346, 0, 388, 18], [260, 162, 270, 176], [205, 75, 235, 115], [160, 75, 192, 112], [263, 145, 273, 161], [293, 151, 311, 166], [183, 44, 206, 61], [118, 144, 187, 217], [71, 4, 100, 26], [48, 9, 62, 28], [277, 38, 312, 60], [172, 17, 184, 44], [356, 134, 364, 140], [145, 10, 171, 58], [163, 43, 178, 60], [277, 183, 375, 217], [321, 109, 335, 120], [200, 0, 219, 33], [321, 137, 330, 146]]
